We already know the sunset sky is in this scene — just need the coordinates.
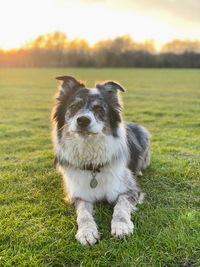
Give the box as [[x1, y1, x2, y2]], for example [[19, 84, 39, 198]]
[[0, 0, 200, 50]]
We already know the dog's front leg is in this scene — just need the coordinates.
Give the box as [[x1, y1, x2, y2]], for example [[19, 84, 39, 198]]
[[111, 192, 143, 238], [75, 199, 100, 246]]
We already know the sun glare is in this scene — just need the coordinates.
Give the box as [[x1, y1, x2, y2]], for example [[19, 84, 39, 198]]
[[0, 0, 199, 50]]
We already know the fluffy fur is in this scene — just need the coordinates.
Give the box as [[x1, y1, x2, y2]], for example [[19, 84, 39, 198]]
[[52, 75, 150, 246]]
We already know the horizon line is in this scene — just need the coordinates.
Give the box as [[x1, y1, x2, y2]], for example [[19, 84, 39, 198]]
[[1, 32, 200, 52]]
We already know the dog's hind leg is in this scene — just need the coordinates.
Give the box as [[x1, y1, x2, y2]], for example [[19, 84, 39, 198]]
[[75, 199, 100, 246], [111, 191, 143, 238]]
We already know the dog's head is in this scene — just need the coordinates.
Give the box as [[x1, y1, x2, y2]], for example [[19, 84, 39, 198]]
[[52, 75, 125, 138]]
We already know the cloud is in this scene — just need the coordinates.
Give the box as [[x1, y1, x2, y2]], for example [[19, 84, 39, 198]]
[[110, 0, 200, 23], [43, 0, 200, 24]]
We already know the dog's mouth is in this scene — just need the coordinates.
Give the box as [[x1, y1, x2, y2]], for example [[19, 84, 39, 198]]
[[72, 130, 98, 136]]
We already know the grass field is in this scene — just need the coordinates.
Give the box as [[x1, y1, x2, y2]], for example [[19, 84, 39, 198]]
[[0, 68, 200, 266]]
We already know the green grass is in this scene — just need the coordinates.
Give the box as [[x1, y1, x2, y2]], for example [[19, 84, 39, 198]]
[[0, 68, 200, 266]]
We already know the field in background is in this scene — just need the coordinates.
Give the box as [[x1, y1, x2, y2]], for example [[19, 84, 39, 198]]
[[0, 68, 200, 266]]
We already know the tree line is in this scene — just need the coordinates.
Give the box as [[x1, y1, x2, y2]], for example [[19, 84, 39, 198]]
[[0, 32, 200, 68]]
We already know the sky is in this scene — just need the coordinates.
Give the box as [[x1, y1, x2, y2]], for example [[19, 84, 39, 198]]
[[0, 0, 200, 50]]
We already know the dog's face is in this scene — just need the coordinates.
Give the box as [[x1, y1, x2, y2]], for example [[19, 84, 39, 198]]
[[52, 76, 125, 138], [66, 90, 108, 135]]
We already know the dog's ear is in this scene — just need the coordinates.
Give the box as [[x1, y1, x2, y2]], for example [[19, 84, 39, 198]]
[[96, 81, 125, 96], [56, 75, 85, 96], [96, 80, 124, 136]]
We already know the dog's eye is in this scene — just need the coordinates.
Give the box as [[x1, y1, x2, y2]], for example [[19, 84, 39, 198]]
[[70, 104, 77, 110], [70, 103, 82, 112], [93, 105, 105, 113], [70, 104, 76, 108]]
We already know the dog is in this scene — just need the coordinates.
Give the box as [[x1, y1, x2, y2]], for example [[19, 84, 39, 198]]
[[52, 75, 150, 246]]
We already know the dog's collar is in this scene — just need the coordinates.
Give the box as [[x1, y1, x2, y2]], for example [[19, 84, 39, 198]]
[[55, 158, 108, 188], [66, 162, 106, 189], [59, 159, 107, 173], [81, 163, 103, 173]]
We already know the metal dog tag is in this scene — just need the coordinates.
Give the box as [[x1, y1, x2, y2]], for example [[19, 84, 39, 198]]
[[90, 172, 98, 188]]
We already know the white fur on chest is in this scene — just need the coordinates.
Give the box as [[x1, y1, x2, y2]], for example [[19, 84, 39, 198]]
[[62, 161, 128, 203], [55, 124, 131, 203]]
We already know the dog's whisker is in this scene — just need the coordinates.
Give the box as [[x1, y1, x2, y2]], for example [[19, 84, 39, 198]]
[[58, 124, 67, 132]]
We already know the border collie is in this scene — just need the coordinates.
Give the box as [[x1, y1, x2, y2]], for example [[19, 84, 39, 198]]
[[52, 75, 150, 246]]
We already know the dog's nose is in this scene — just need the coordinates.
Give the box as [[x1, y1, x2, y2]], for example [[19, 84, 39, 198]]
[[77, 116, 91, 127]]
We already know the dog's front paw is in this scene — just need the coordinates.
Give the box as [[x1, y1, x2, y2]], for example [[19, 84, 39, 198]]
[[76, 226, 100, 246], [111, 220, 134, 239]]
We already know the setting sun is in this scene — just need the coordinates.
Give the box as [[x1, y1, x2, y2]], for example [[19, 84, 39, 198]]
[[1, 0, 200, 50]]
